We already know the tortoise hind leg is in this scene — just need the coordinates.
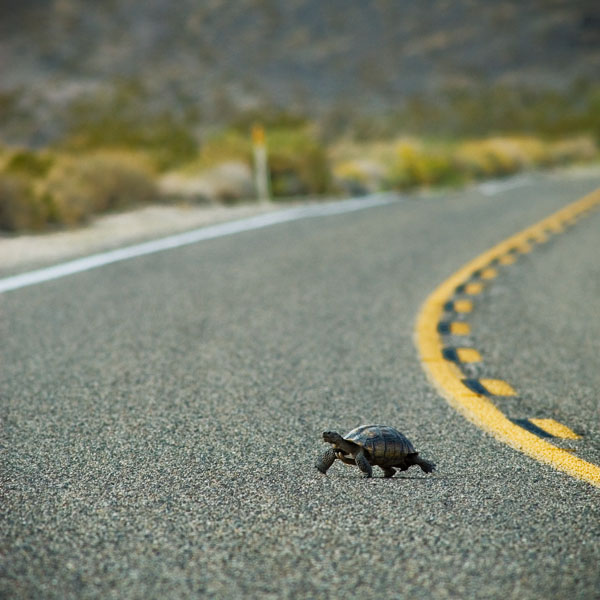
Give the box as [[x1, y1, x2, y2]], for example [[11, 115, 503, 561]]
[[381, 466, 396, 478], [315, 448, 337, 474], [354, 449, 373, 478], [405, 453, 436, 473]]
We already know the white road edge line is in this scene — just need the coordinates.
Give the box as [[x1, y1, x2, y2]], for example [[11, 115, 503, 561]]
[[0, 193, 397, 294], [478, 174, 531, 196]]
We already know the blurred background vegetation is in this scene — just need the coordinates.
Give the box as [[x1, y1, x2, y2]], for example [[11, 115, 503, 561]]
[[1, 1, 599, 231]]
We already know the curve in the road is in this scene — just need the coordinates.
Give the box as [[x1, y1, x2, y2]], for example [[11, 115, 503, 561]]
[[415, 187, 600, 487]]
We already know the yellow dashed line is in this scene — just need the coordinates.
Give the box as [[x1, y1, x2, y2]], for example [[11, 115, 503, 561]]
[[546, 221, 564, 234], [532, 230, 549, 244], [456, 348, 482, 363], [480, 267, 498, 280], [465, 282, 484, 295], [453, 299, 473, 313], [517, 242, 533, 254], [450, 322, 471, 335], [498, 254, 516, 265], [415, 187, 600, 487], [529, 418, 581, 439], [479, 378, 516, 396]]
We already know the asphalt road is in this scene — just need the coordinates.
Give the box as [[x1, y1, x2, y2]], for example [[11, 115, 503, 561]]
[[1, 170, 600, 599]]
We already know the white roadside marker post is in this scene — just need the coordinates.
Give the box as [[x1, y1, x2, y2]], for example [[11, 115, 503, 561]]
[[252, 124, 271, 203]]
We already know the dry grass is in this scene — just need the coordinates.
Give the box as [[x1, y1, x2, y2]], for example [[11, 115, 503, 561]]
[[331, 134, 599, 193], [0, 173, 49, 231], [0, 132, 598, 232], [43, 152, 159, 226], [0, 150, 158, 231]]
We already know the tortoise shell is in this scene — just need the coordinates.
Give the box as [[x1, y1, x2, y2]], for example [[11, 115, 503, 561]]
[[344, 424, 416, 466]]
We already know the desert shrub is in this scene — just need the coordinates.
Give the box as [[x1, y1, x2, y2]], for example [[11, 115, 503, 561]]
[[389, 140, 462, 189], [452, 142, 494, 179], [0, 173, 49, 231], [5, 150, 54, 178], [509, 137, 551, 167], [547, 136, 598, 165], [455, 135, 598, 179], [169, 131, 254, 203], [469, 139, 518, 176], [193, 130, 252, 169], [65, 115, 198, 172], [332, 133, 598, 196], [454, 138, 532, 179], [267, 127, 331, 198], [63, 83, 199, 171], [332, 159, 387, 195], [43, 152, 159, 226]]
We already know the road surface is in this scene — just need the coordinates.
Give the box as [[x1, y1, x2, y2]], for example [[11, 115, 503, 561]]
[[1, 170, 599, 599]]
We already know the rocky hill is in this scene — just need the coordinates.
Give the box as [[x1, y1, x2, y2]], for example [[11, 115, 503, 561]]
[[1, 0, 599, 144]]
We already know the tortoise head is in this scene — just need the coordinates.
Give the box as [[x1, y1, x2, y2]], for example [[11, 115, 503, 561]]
[[322, 431, 344, 445]]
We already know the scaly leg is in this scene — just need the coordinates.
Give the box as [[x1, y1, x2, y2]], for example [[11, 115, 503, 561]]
[[315, 448, 337, 474], [354, 449, 373, 478]]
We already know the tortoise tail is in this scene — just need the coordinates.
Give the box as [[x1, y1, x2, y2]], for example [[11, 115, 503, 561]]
[[408, 453, 436, 473]]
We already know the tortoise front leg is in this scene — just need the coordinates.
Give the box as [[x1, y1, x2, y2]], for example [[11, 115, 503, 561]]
[[315, 448, 337, 474], [354, 449, 373, 478]]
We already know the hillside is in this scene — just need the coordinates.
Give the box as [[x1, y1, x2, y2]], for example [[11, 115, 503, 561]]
[[1, 0, 599, 144]]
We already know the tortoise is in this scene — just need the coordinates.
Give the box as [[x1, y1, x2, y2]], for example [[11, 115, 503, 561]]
[[315, 424, 435, 478]]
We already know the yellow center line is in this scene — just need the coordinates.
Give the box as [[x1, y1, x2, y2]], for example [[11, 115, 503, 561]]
[[414, 187, 600, 487], [529, 418, 581, 439], [546, 221, 564, 233], [498, 254, 517, 265], [480, 267, 498, 279], [456, 348, 482, 363], [479, 378, 517, 396], [464, 282, 484, 295], [532, 231, 549, 244], [453, 299, 473, 313], [516, 242, 533, 254], [450, 322, 471, 335]]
